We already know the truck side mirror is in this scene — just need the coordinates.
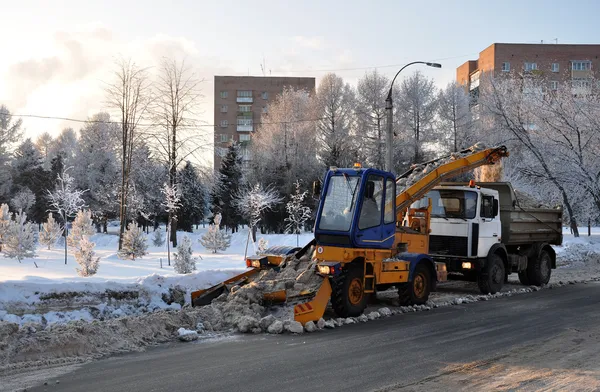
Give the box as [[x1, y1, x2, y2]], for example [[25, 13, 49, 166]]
[[493, 199, 499, 217], [312, 180, 321, 197]]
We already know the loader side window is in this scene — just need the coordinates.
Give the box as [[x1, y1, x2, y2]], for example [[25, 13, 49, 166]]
[[358, 175, 383, 230], [384, 178, 395, 224]]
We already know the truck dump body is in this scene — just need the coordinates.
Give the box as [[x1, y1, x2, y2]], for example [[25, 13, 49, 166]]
[[475, 182, 563, 247]]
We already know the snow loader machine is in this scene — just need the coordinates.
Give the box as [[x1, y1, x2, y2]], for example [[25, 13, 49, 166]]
[[191, 145, 509, 324]]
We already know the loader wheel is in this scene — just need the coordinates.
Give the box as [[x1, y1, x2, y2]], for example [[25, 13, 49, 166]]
[[527, 249, 552, 286], [398, 263, 431, 306], [331, 266, 368, 318], [518, 270, 530, 286], [477, 254, 505, 294]]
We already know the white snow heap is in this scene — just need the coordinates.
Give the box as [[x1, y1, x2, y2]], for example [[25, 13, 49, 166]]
[[3, 211, 37, 262], [152, 229, 165, 247], [199, 213, 231, 253], [173, 235, 197, 274], [39, 212, 63, 250], [74, 236, 100, 277], [68, 210, 95, 248], [284, 180, 312, 235], [118, 223, 148, 260]]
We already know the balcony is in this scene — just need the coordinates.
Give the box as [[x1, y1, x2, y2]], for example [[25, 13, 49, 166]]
[[236, 97, 253, 103], [237, 125, 253, 132]]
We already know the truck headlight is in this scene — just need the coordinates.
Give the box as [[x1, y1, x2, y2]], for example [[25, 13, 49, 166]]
[[317, 265, 331, 275], [462, 262, 472, 270]]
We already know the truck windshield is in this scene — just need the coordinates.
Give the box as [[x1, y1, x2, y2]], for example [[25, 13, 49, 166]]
[[318, 174, 361, 231], [414, 189, 478, 219]]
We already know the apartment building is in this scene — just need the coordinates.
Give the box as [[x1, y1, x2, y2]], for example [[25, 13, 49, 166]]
[[457, 43, 600, 100], [213, 76, 315, 170]]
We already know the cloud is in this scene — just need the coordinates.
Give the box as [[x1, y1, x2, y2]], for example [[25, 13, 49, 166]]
[[293, 36, 326, 50]]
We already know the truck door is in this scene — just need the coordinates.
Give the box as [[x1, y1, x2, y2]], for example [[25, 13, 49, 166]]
[[355, 174, 393, 249], [477, 193, 501, 257]]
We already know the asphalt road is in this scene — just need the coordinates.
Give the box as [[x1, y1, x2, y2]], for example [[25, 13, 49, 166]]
[[30, 283, 600, 392]]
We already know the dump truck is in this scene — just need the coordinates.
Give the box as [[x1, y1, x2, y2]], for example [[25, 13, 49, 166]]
[[410, 181, 563, 294], [192, 145, 510, 324]]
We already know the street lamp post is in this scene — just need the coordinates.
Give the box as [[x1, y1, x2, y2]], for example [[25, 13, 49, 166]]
[[385, 61, 442, 173]]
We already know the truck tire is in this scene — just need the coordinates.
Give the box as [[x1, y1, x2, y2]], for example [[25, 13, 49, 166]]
[[477, 254, 505, 294], [527, 249, 552, 286], [330, 265, 368, 318], [518, 270, 530, 286], [398, 263, 431, 306]]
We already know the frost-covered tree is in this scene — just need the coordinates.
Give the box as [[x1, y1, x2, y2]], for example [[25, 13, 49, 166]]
[[173, 235, 196, 274], [211, 143, 243, 233], [49, 128, 78, 166], [47, 168, 87, 264], [4, 212, 37, 264], [74, 236, 100, 277], [68, 210, 95, 248], [284, 181, 312, 245], [11, 188, 36, 214], [356, 70, 389, 169], [199, 213, 231, 253], [35, 132, 54, 170], [178, 161, 205, 232], [315, 73, 357, 168], [152, 228, 165, 247], [0, 203, 11, 252], [256, 237, 268, 255], [39, 213, 63, 250], [0, 106, 22, 196], [234, 183, 282, 257], [437, 82, 474, 153], [118, 223, 148, 260], [161, 183, 181, 265]]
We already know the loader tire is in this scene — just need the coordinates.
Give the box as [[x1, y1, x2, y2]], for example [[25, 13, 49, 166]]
[[527, 249, 552, 286], [518, 270, 530, 286], [398, 263, 431, 306], [330, 265, 368, 318], [477, 254, 505, 294]]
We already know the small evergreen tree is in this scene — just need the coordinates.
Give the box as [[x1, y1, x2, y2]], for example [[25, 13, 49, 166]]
[[173, 235, 196, 274], [284, 180, 312, 246], [39, 213, 63, 250], [75, 236, 100, 277], [4, 212, 37, 264], [178, 161, 205, 232], [161, 183, 181, 266], [152, 228, 165, 247], [0, 203, 11, 252], [118, 223, 148, 260], [199, 213, 231, 253], [68, 210, 95, 248], [211, 143, 243, 232]]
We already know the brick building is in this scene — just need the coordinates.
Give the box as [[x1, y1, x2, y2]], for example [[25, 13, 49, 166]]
[[213, 76, 315, 170], [457, 43, 600, 100]]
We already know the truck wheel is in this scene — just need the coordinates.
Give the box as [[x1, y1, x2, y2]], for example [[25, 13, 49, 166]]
[[330, 265, 368, 318], [477, 254, 505, 294], [527, 249, 552, 286], [518, 270, 530, 285], [398, 263, 431, 306]]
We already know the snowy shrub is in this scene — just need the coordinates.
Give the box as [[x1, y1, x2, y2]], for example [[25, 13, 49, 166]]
[[75, 236, 100, 277], [68, 210, 95, 248], [173, 235, 196, 274], [4, 212, 37, 262], [152, 229, 165, 247], [11, 188, 36, 214], [257, 238, 268, 254], [199, 213, 231, 253], [0, 203, 10, 252], [284, 180, 312, 245], [39, 213, 63, 250], [118, 223, 148, 260]]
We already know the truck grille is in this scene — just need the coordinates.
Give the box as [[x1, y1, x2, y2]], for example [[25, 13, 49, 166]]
[[430, 235, 468, 257]]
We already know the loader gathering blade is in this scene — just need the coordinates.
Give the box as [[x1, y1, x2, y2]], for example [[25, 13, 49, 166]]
[[191, 268, 259, 307]]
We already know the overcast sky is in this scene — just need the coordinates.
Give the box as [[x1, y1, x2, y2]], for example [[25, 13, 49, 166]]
[[2, 0, 600, 165]]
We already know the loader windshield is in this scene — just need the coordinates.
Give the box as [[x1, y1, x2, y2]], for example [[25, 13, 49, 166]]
[[318, 174, 361, 231]]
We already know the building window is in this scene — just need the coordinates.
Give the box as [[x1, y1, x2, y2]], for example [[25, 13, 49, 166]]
[[572, 61, 591, 71], [239, 134, 251, 142], [262, 91, 268, 100], [237, 118, 253, 126], [237, 90, 252, 98], [550, 81, 558, 90], [216, 147, 228, 157], [262, 106, 268, 114], [238, 105, 251, 112], [551, 63, 559, 72], [220, 105, 228, 113], [219, 134, 229, 143], [572, 78, 592, 89], [220, 91, 228, 99], [524, 62, 538, 71], [501, 62, 510, 72], [219, 120, 228, 128]]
